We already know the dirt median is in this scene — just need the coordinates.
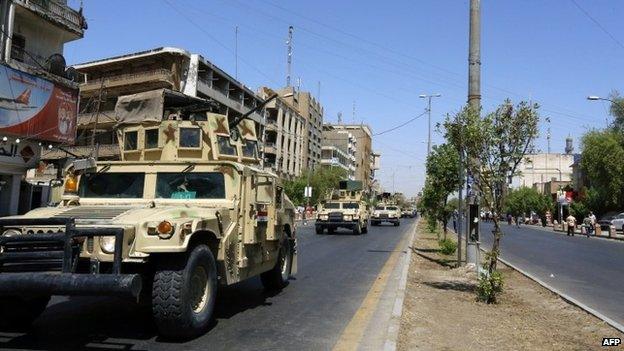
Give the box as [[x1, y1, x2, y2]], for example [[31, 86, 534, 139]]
[[398, 220, 624, 351]]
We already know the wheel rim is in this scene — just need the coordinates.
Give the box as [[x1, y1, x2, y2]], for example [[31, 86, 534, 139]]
[[280, 245, 291, 282], [190, 266, 210, 314]]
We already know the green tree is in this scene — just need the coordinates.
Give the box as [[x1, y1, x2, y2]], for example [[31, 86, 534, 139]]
[[607, 91, 624, 131], [580, 129, 624, 212], [283, 167, 348, 207], [443, 100, 539, 281], [504, 187, 552, 218], [420, 143, 461, 239]]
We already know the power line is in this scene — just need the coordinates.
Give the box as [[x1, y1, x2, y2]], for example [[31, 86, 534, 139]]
[[373, 110, 427, 136], [570, 0, 624, 51]]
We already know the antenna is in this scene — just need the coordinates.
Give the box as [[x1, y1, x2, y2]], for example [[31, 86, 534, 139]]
[[297, 77, 302, 91], [286, 25, 293, 87], [337, 112, 342, 124], [546, 116, 551, 154], [317, 81, 321, 101], [352, 100, 355, 123], [235, 26, 238, 79]]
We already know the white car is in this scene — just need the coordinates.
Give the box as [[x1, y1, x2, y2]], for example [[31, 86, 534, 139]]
[[608, 213, 624, 232]]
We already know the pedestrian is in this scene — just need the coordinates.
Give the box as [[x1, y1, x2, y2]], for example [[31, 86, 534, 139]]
[[507, 213, 512, 225], [583, 215, 591, 238], [589, 211, 597, 236], [566, 213, 577, 236], [452, 210, 458, 233], [516, 214, 522, 228]]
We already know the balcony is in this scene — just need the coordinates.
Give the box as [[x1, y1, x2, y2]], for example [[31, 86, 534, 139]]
[[17, 0, 86, 36], [81, 69, 174, 95], [42, 143, 120, 160], [263, 142, 278, 155]]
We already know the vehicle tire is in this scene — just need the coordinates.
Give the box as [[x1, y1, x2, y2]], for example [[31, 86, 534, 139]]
[[361, 221, 368, 234], [261, 239, 292, 290], [328, 228, 335, 234], [315, 226, 324, 234], [0, 295, 49, 329], [394, 221, 400, 227], [152, 244, 217, 339], [371, 221, 378, 226], [353, 223, 362, 235]]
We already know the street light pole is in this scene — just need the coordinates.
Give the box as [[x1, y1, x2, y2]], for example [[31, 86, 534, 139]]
[[419, 93, 442, 157]]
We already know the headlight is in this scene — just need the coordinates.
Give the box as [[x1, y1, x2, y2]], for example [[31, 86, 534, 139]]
[[344, 215, 353, 221], [64, 174, 78, 193], [318, 214, 328, 221], [100, 237, 116, 253], [157, 220, 175, 239], [2, 229, 21, 237]]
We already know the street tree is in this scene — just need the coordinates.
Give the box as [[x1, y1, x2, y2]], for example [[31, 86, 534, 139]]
[[504, 186, 553, 218], [607, 91, 624, 131], [284, 167, 347, 207], [421, 143, 461, 239], [443, 100, 539, 280]]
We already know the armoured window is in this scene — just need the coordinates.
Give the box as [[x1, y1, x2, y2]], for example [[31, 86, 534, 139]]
[[124, 131, 138, 150], [387, 206, 398, 211], [180, 128, 201, 148], [156, 173, 226, 199], [217, 136, 237, 156], [145, 128, 159, 149], [324, 203, 340, 209], [79, 173, 145, 198], [343, 203, 359, 209], [242, 140, 258, 158], [375, 206, 385, 210]]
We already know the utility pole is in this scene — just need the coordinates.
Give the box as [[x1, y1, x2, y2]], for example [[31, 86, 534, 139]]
[[466, 0, 481, 267], [419, 93, 442, 157], [286, 25, 293, 87]]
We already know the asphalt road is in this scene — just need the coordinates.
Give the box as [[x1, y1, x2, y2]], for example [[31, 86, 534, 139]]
[[480, 222, 624, 328], [0, 218, 416, 351]]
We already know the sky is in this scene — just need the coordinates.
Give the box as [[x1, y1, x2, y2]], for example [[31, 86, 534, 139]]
[[64, 0, 624, 197]]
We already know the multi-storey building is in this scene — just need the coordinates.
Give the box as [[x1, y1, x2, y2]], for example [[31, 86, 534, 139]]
[[511, 153, 575, 190], [277, 87, 323, 170], [322, 124, 377, 190], [259, 87, 305, 179], [321, 128, 356, 179], [45, 47, 265, 160], [0, 0, 86, 215]]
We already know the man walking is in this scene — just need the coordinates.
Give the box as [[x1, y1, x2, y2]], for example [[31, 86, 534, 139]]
[[566, 213, 577, 236], [589, 211, 597, 236]]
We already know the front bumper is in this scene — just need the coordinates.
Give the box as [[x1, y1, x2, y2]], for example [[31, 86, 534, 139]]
[[371, 216, 399, 223], [316, 220, 359, 229], [0, 217, 141, 298]]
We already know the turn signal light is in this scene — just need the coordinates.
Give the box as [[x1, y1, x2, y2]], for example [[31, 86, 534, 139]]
[[64, 175, 78, 193], [157, 221, 173, 235]]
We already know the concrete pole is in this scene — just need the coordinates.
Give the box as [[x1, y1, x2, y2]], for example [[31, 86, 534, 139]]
[[427, 96, 432, 157], [466, 0, 481, 267]]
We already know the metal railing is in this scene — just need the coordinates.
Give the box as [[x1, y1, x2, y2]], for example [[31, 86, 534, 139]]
[[22, 0, 85, 32]]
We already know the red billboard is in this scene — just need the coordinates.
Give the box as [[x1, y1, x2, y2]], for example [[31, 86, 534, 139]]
[[0, 64, 78, 144]]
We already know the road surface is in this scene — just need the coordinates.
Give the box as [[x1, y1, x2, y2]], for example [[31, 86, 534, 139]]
[[0, 218, 416, 351], [480, 222, 624, 328]]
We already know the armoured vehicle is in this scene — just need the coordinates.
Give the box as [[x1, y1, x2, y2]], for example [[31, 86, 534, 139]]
[[315, 180, 369, 235], [371, 193, 401, 226], [0, 90, 297, 338]]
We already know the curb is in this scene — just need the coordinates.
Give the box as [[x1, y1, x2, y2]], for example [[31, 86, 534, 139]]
[[494, 254, 624, 334], [383, 217, 419, 351]]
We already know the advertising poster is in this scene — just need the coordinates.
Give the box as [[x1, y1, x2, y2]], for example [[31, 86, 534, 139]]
[[0, 64, 78, 144]]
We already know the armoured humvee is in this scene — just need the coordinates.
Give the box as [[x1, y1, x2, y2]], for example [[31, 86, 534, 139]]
[[371, 193, 401, 226], [0, 95, 297, 338], [315, 180, 369, 235]]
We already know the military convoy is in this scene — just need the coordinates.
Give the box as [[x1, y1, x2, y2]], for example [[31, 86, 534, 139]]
[[0, 93, 297, 338], [371, 192, 402, 226], [315, 180, 369, 235]]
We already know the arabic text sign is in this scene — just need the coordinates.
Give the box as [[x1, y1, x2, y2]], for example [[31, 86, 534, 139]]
[[0, 64, 78, 144]]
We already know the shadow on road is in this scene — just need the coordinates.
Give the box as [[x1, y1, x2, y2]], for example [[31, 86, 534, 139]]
[[0, 277, 281, 351]]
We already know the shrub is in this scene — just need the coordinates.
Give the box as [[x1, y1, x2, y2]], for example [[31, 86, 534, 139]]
[[427, 216, 438, 234], [438, 238, 457, 255], [476, 270, 504, 304]]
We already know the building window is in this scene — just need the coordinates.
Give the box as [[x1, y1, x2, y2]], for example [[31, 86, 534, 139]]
[[124, 131, 138, 150], [11, 34, 25, 63]]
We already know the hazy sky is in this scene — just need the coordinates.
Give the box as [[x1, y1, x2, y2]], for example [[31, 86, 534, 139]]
[[65, 0, 623, 197]]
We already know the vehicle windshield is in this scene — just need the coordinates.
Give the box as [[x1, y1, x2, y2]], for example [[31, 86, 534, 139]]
[[342, 202, 359, 209], [387, 206, 398, 211], [79, 172, 145, 198], [156, 173, 226, 199], [375, 206, 385, 210], [324, 203, 340, 209]]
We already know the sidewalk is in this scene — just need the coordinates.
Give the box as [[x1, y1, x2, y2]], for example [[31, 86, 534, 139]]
[[508, 222, 624, 242]]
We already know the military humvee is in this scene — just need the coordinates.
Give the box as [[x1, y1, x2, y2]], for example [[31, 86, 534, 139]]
[[371, 193, 401, 226], [0, 94, 297, 339], [315, 180, 369, 235]]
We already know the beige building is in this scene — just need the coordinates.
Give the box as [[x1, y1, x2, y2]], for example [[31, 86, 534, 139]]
[[45, 47, 265, 160], [321, 128, 356, 179], [0, 0, 86, 215], [278, 87, 323, 170], [323, 124, 377, 190], [259, 87, 305, 179], [511, 153, 575, 190]]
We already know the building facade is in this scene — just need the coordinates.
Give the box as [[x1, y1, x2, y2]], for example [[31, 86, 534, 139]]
[[0, 0, 85, 215], [322, 124, 376, 190], [321, 128, 356, 179], [45, 47, 265, 160], [511, 153, 575, 190], [259, 87, 305, 179], [278, 87, 323, 170]]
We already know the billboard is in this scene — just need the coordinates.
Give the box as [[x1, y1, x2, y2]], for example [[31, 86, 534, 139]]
[[0, 64, 78, 144]]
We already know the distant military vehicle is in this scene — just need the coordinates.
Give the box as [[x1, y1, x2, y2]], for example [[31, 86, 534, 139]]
[[315, 180, 369, 235], [371, 192, 401, 226], [0, 91, 297, 338]]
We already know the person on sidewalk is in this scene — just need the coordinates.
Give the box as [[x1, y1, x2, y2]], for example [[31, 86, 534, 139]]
[[566, 213, 577, 236], [589, 211, 597, 236], [583, 216, 591, 238]]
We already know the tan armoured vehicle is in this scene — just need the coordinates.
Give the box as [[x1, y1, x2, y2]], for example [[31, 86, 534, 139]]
[[371, 193, 401, 226], [0, 92, 297, 338], [315, 180, 369, 235]]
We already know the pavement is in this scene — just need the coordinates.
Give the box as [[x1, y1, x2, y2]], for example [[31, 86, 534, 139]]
[[479, 221, 624, 330], [0, 218, 417, 351]]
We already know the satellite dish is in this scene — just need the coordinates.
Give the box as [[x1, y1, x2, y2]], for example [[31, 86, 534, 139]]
[[46, 53, 66, 76], [65, 66, 77, 81]]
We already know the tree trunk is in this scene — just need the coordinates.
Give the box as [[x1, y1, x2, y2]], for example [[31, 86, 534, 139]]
[[488, 218, 502, 273], [442, 218, 448, 240]]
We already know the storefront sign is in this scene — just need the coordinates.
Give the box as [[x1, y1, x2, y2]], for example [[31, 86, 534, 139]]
[[0, 64, 78, 144]]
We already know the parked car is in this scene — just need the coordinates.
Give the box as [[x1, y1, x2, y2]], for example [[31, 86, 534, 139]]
[[610, 213, 624, 232], [598, 213, 624, 232]]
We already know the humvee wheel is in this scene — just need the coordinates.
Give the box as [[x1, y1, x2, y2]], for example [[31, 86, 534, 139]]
[[328, 228, 336, 234], [353, 223, 362, 235], [361, 222, 368, 234], [152, 244, 217, 339], [261, 239, 292, 290], [394, 221, 400, 227], [315, 226, 324, 234], [371, 221, 378, 226], [0, 295, 49, 329]]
